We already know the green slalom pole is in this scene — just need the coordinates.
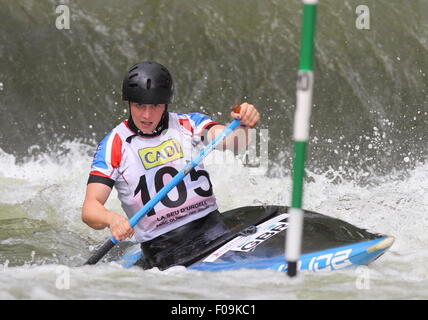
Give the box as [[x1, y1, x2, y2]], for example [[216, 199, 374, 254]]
[[286, 0, 318, 277]]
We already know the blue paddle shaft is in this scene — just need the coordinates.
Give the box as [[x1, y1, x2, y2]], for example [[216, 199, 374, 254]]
[[109, 119, 241, 244]]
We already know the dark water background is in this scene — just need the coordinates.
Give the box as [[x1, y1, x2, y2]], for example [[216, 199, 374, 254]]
[[1, 0, 427, 184]]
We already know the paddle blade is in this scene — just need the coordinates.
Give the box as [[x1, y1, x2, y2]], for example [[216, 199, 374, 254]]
[[84, 238, 116, 265]]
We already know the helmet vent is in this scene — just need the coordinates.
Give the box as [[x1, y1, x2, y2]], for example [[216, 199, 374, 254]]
[[146, 79, 151, 89], [129, 73, 138, 79], [129, 65, 139, 72]]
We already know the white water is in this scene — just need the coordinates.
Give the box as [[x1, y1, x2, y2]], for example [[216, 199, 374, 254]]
[[0, 141, 427, 299]]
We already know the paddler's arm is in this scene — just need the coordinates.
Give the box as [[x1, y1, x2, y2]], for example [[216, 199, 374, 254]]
[[206, 102, 260, 152], [81, 182, 134, 241]]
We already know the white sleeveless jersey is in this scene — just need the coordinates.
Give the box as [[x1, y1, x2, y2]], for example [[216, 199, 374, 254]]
[[89, 112, 219, 242]]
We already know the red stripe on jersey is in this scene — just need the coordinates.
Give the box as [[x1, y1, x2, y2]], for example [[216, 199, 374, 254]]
[[89, 171, 111, 178], [198, 121, 219, 136], [111, 133, 122, 168], [179, 118, 194, 134]]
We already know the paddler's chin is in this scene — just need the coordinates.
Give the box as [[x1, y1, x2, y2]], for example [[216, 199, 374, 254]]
[[138, 120, 157, 133]]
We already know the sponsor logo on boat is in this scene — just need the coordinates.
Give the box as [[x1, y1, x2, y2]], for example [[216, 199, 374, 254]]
[[233, 221, 288, 252], [307, 249, 353, 272], [203, 214, 289, 262]]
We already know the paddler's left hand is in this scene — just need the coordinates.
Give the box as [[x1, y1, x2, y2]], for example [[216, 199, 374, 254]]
[[230, 102, 260, 128]]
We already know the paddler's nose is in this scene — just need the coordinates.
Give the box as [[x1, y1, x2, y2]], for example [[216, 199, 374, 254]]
[[141, 104, 153, 119]]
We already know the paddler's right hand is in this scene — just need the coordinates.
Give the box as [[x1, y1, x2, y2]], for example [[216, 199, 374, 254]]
[[108, 212, 134, 241]]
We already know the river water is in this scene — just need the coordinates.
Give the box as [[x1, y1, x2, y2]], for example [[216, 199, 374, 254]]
[[0, 0, 427, 299]]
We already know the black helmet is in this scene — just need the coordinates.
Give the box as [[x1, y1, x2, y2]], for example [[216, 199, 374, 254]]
[[122, 61, 174, 104]]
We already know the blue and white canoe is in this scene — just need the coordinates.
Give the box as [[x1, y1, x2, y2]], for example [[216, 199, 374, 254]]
[[111, 206, 394, 273]]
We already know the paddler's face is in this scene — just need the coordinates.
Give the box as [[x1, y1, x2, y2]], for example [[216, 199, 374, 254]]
[[129, 103, 166, 133]]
